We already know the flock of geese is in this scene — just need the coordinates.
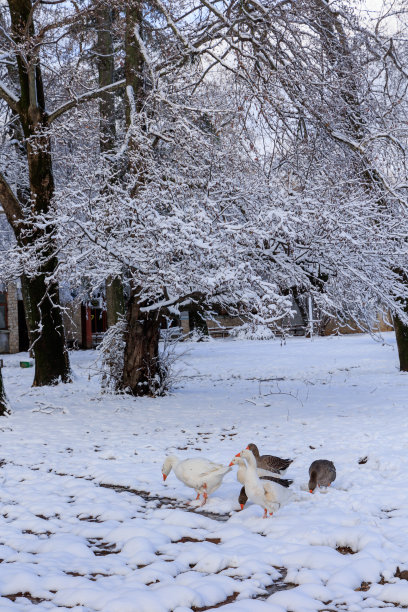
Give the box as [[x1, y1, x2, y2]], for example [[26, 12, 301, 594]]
[[162, 444, 336, 518]]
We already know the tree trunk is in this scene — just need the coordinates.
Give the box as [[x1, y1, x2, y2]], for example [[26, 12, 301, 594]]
[[21, 274, 70, 385], [122, 296, 161, 395], [0, 368, 9, 416], [3, 0, 71, 386], [125, 0, 144, 123], [96, 7, 125, 328], [394, 314, 408, 372], [188, 305, 209, 338], [20, 133, 71, 385], [96, 5, 116, 153], [106, 276, 125, 327], [120, 0, 162, 396]]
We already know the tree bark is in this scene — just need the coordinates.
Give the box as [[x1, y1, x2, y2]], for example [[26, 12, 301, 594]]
[[96, 5, 116, 153], [188, 305, 209, 338], [394, 306, 408, 371], [3, 0, 71, 386], [95, 5, 125, 327], [120, 0, 164, 396], [106, 276, 125, 327], [0, 367, 9, 416], [21, 274, 70, 385], [122, 296, 161, 395], [125, 0, 145, 122], [394, 314, 408, 372]]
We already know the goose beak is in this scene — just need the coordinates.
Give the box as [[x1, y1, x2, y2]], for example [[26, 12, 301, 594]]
[[245, 445, 249, 450], [162, 474, 167, 481], [309, 489, 313, 493], [240, 504, 244, 510], [235, 452, 241, 457]]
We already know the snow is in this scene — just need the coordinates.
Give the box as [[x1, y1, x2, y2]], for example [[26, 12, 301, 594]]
[[1, 332, 408, 610]]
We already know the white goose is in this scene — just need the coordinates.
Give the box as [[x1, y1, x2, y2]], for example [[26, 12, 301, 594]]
[[162, 455, 231, 505], [229, 455, 276, 484], [229, 455, 293, 509], [237, 449, 291, 518]]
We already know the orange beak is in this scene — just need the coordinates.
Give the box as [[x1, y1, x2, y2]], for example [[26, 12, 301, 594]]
[[245, 445, 249, 450], [235, 451, 241, 457], [162, 474, 167, 481], [309, 489, 313, 493], [240, 504, 244, 510]]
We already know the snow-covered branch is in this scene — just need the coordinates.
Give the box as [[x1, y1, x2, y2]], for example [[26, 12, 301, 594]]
[[47, 79, 126, 124], [0, 80, 19, 113]]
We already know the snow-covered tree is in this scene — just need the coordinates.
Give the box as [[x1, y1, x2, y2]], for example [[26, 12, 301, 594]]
[[191, 0, 408, 362], [2, 0, 408, 397]]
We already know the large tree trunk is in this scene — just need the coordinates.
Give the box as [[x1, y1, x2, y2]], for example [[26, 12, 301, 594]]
[[120, 0, 162, 396], [22, 134, 71, 385], [122, 296, 161, 395], [3, 0, 71, 386], [21, 274, 70, 385], [394, 314, 408, 372]]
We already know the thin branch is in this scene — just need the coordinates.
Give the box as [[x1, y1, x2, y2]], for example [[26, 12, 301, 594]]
[[150, 0, 196, 54]]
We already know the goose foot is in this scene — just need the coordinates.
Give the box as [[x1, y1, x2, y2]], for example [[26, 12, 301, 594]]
[[200, 484, 208, 506], [263, 508, 267, 519], [188, 492, 201, 505]]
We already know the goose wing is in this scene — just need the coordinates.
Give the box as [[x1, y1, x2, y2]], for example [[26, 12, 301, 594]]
[[260, 475, 293, 488], [259, 455, 293, 473], [176, 458, 222, 487]]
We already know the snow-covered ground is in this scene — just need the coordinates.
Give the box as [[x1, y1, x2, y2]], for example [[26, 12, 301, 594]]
[[1, 333, 408, 611]]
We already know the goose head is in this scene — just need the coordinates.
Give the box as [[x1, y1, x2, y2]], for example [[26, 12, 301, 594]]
[[229, 455, 245, 467], [238, 448, 257, 468], [162, 455, 179, 481], [308, 470, 317, 493], [247, 443, 260, 458]]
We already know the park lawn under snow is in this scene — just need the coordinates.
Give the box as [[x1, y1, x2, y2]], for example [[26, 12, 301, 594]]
[[1, 333, 408, 611]]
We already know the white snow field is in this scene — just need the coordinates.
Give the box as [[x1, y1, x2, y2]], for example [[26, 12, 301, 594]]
[[1, 332, 408, 611]]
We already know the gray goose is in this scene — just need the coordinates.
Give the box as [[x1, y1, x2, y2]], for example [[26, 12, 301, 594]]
[[308, 459, 336, 492], [247, 443, 293, 474]]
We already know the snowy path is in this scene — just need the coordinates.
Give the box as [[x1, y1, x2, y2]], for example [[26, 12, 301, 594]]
[[1, 333, 408, 610]]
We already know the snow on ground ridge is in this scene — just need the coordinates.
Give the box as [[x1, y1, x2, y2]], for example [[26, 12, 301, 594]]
[[1, 333, 408, 610]]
